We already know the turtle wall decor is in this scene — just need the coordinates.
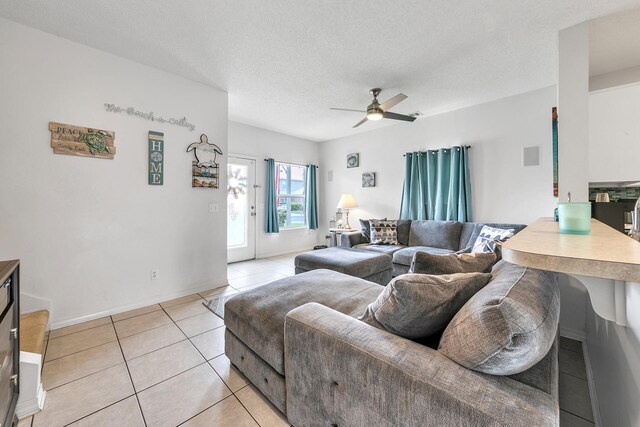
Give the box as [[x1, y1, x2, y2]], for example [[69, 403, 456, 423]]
[[49, 122, 116, 159], [187, 133, 222, 188]]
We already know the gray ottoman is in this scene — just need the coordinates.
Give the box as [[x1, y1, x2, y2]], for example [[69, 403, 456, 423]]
[[224, 269, 381, 414], [295, 247, 392, 285]]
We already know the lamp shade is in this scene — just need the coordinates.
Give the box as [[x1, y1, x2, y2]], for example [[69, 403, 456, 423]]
[[337, 193, 358, 209]]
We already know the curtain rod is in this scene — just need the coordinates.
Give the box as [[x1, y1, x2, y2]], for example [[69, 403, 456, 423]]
[[402, 145, 471, 157], [264, 159, 319, 168]]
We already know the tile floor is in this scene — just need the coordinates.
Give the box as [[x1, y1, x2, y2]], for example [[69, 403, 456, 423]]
[[559, 337, 595, 426], [19, 252, 595, 427], [19, 253, 298, 427]]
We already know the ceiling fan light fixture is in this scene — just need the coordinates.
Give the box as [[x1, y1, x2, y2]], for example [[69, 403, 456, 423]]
[[367, 108, 383, 121]]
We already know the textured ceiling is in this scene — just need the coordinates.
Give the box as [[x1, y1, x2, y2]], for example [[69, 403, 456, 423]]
[[590, 8, 640, 76], [1, 0, 639, 141]]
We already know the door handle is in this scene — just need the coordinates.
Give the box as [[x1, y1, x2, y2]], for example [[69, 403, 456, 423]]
[[251, 213, 256, 216]]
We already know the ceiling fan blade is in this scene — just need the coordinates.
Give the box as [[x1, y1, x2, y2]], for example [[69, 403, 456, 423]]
[[353, 117, 368, 128], [379, 93, 407, 111], [330, 107, 367, 113], [382, 111, 416, 122]]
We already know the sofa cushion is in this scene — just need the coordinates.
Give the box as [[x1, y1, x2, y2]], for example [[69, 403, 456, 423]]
[[396, 219, 412, 245], [360, 272, 492, 339], [359, 218, 386, 242], [409, 251, 497, 274], [392, 246, 454, 266], [295, 248, 392, 278], [354, 244, 406, 256], [408, 220, 463, 250], [438, 260, 560, 375], [224, 269, 381, 375], [471, 225, 515, 253], [370, 220, 398, 245]]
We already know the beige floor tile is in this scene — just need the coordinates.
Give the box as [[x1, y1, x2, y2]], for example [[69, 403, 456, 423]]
[[112, 304, 162, 322], [32, 363, 134, 427], [119, 323, 186, 360], [159, 294, 203, 309], [560, 348, 587, 380], [17, 416, 32, 426], [137, 363, 231, 427], [127, 340, 204, 392], [43, 341, 124, 389], [227, 269, 249, 280], [559, 372, 593, 422], [163, 299, 209, 322], [229, 271, 285, 289], [45, 324, 117, 362], [560, 410, 594, 427], [176, 312, 224, 338], [114, 310, 172, 339], [49, 316, 112, 339], [181, 395, 258, 427], [236, 384, 289, 427], [68, 396, 145, 427], [198, 285, 238, 299], [270, 263, 295, 276], [209, 354, 249, 392], [190, 327, 225, 360]]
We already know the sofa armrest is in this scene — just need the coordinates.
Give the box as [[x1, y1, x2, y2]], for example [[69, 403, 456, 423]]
[[339, 231, 366, 248], [284, 303, 558, 427]]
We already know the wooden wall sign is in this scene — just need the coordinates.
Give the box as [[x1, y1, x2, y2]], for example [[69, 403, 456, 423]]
[[49, 122, 116, 159], [148, 131, 164, 185]]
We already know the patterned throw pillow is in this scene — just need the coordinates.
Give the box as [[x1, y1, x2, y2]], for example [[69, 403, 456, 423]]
[[369, 220, 398, 245], [359, 218, 387, 242], [472, 226, 515, 253]]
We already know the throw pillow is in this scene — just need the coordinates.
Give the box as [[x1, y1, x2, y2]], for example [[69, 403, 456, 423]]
[[359, 272, 492, 339], [471, 225, 515, 253], [396, 219, 412, 245], [409, 251, 497, 275], [359, 218, 386, 242], [438, 261, 560, 375], [369, 220, 398, 245]]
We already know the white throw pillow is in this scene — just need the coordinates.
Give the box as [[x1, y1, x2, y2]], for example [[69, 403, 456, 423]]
[[472, 225, 515, 253]]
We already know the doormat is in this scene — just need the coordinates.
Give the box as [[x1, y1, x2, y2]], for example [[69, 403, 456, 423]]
[[203, 295, 233, 320]]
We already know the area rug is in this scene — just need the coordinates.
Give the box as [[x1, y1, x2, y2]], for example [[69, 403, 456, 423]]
[[203, 295, 232, 320]]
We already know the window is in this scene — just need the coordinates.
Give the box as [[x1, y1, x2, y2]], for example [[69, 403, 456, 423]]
[[276, 162, 306, 228]]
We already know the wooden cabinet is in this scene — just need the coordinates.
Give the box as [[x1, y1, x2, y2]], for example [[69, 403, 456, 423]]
[[0, 261, 19, 427]]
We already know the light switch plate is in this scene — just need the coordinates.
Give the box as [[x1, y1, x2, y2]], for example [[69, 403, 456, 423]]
[[523, 146, 540, 167]]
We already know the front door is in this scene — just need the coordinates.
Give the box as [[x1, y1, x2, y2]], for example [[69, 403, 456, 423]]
[[227, 156, 256, 263]]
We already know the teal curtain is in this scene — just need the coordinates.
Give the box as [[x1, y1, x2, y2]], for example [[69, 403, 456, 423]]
[[264, 158, 280, 233], [305, 165, 318, 229], [399, 146, 472, 221]]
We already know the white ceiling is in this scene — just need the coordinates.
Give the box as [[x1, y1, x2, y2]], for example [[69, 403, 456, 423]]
[[590, 8, 640, 76], [2, 1, 639, 142]]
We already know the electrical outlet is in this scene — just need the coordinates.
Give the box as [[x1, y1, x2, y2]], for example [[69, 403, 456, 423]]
[[209, 203, 219, 213], [150, 269, 160, 280]]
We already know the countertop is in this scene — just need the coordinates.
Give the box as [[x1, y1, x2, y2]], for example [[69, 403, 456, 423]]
[[502, 218, 640, 282]]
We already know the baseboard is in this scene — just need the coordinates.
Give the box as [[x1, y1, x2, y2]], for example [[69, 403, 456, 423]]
[[49, 279, 228, 330], [16, 384, 45, 419], [582, 342, 602, 426], [559, 327, 586, 341], [256, 247, 313, 259]]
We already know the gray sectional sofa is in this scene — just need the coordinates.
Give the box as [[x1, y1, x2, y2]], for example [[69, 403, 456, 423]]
[[224, 259, 561, 426], [341, 219, 526, 275]]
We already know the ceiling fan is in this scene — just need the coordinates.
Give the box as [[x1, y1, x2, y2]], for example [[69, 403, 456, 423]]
[[330, 88, 417, 128]]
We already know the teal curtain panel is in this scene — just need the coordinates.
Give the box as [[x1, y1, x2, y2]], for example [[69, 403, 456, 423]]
[[265, 158, 280, 233], [400, 146, 472, 222], [305, 164, 318, 229]]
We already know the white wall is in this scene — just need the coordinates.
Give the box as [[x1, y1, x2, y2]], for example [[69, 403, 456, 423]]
[[228, 121, 322, 258], [319, 86, 559, 229], [558, 23, 590, 202], [0, 19, 229, 326], [589, 82, 640, 182]]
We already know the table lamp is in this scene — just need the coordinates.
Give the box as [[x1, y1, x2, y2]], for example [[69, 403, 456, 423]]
[[337, 193, 358, 229]]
